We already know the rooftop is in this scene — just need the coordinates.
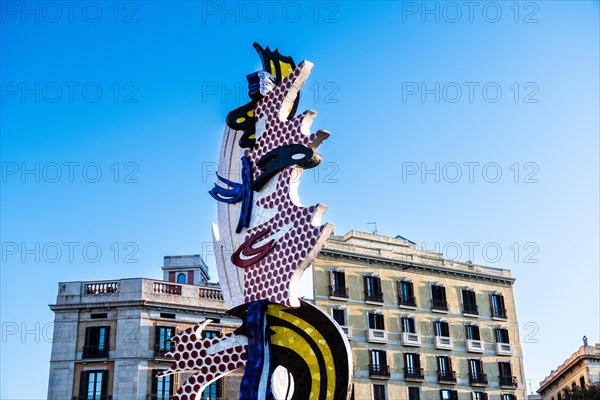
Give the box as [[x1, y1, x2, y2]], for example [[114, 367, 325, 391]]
[[538, 343, 600, 392]]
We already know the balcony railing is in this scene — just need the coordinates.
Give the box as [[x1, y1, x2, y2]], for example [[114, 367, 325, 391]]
[[153, 282, 182, 295], [466, 339, 484, 353], [496, 342, 513, 355], [435, 336, 453, 350], [367, 329, 388, 343], [404, 367, 424, 380], [340, 326, 353, 339], [199, 287, 224, 300], [431, 298, 448, 311], [491, 306, 507, 319], [499, 375, 518, 387], [463, 303, 479, 315], [82, 344, 109, 359], [399, 295, 417, 307], [401, 332, 421, 347], [154, 344, 172, 358], [329, 286, 349, 299], [365, 291, 384, 303], [438, 370, 457, 383], [469, 373, 488, 386], [84, 282, 119, 295], [369, 364, 390, 378]]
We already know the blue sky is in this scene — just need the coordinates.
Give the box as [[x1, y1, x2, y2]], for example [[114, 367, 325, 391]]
[[1, 1, 598, 398]]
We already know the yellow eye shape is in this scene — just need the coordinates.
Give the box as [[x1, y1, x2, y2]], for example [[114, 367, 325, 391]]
[[247, 110, 254, 117], [249, 134, 255, 139], [236, 117, 245, 124]]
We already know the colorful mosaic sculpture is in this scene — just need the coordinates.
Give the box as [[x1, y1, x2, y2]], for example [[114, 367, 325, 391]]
[[163, 44, 352, 400]]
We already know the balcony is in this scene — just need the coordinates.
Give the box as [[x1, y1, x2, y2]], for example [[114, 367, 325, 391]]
[[367, 328, 388, 343], [463, 303, 479, 316], [340, 325, 353, 339], [401, 332, 421, 347], [329, 286, 349, 299], [491, 306, 507, 320], [438, 370, 457, 384], [496, 342, 513, 355], [154, 344, 172, 358], [153, 282, 182, 295], [369, 364, 390, 378], [404, 367, 425, 381], [431, 298, 448, 312], [365, 291, 384, 304], [469, 373, 488, 386], [82, 344, 108, 359], [398, 295, 417, 308], [435, 336, 453, 350], [84, 282, 119, 295], [499, 375, 518, 388], [466, 339, 484, 353]]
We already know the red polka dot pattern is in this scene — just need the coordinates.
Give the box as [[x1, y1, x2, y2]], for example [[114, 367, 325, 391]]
[[161, 322, 248, 400], [241, 61, 332, 307]]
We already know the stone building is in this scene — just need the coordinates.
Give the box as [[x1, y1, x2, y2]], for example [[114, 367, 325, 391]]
[[313, 231, 527, 400], [537, 338, 600, 400], [47, 255, 241, 400]]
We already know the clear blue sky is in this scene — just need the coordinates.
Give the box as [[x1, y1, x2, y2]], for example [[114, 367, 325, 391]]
[[1, 1, 598, 398]]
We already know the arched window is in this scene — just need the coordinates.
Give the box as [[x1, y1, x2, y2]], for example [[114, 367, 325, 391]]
[[176, 273, 186, 284]]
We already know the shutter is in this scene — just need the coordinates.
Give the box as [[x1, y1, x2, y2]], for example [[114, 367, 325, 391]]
[[104, 327, 111, 355], [415, 354, 421, 370], [84, 327, 92, 347], [339, 272, 346, 288], [499, 295, 506, 313], [151, 370, 158, 397], [363, 276, 369, 297], [169, 271, 175, 282], [101, 370, 108, 398], [408, 281, 414, 298], [375, 277, 381, 293], [448, 356, 453, 372], [187, 270, 194, 285], [440, 286, 447, 302], [155, 325, 161, 353], [79, 370, 88, 397], [381, 351, 387, 366]]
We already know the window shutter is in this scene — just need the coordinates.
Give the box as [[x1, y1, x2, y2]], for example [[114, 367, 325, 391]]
[[101, 370, 108, 397], [381, 351, 387, 366], [408, 282, 414, 298], [79, 370, 87, 397], [151, 370, 158, 396], [187, 270, 194, 285], [104, 326, 111, 353], [363, 276, 369, 297], [155, 325, 161, 349], [169, 271, 175, 282], [448, 356, 453, 371], [84, 327, 92, 347]]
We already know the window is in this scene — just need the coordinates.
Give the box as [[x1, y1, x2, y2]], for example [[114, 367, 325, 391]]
[[437, 356, 455, 382], [404, 353, 423, 379], [398, 280, 416, 307], [431, 285, 448, 310], [364, 275, 383, 303], [155, 326, 174, 357], [580, 376, 586, 387], [490, 293, 507, 319], [203, 379, 222, 399], [373, 384, 386, 400], [557, 394, 562, 400], [495, 328, 510, 343], [401, 317, 416, 333], [499, 362, 516, 387], [330, 270, 348, 298], [79, 370, 108, 400], [368, 312, 385, 330], [176, 273, 187, 284], [151, 370, 173, 400], [369, 349, 389, 377], [332, 308, 346, 326], [473, 392, 488, 400], [440, 389, 458, 400], [469, 359, 487, 385], [434, 321, 450, 337], [202, 330, 220, 339], [408, 387, 420, 400], [462, 289, 479, 315], [502, 395, 516, 400], [466, 325, 481, 340], [83, 326, 110, 358]]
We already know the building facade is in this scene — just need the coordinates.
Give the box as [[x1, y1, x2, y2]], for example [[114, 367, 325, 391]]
[[313, 231, 527, 400], [537, 338, 600, 400], [47, 255, 242, 400]]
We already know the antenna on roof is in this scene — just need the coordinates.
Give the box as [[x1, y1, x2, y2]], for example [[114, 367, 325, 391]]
[[367, 222, 377, 234]]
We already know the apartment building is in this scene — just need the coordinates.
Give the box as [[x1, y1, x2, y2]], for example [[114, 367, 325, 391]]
[[313, 231, 527, 400], [47, 255, 242, 400], [537, 338, 600, 400]]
